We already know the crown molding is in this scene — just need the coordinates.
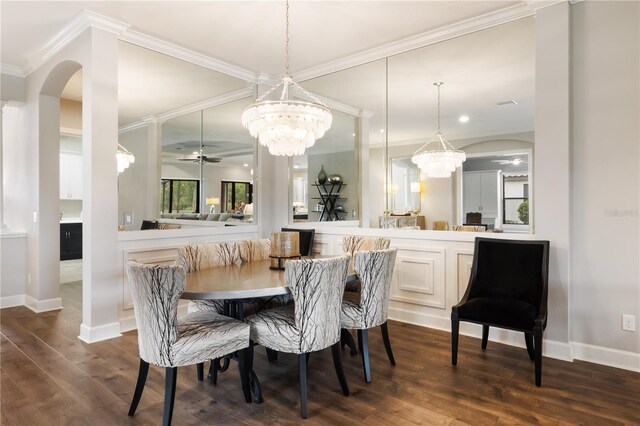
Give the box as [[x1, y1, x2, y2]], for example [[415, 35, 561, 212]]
[[120, 29, 260, 84], [526, 0, 569, 11], [1, 63, 26, 78], [293, 88, 373, 118], [24, 9, 130, 76], [295, 3, 536, 83], [118, 86, 254, 132]]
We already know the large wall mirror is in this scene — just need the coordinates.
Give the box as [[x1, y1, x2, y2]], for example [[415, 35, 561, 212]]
[[289, 17, 534, 233], [115, 41, 255, 230]]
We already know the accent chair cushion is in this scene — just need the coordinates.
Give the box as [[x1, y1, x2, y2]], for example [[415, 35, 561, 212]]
[[456, 297, 538, 331]]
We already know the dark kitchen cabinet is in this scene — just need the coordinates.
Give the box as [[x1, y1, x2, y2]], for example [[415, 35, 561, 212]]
[[60, 222, 82, 260]]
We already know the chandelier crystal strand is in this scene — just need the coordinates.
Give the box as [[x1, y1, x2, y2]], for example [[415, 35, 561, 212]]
[[241, 0, 332, 156], [117, 143, 135, 174], [411, 82, 465, 178]]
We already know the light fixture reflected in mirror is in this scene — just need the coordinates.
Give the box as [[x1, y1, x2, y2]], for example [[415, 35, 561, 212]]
[[117, 144, 135, 174], [206, 197, 220, 213], [411, 82, 466, 178]]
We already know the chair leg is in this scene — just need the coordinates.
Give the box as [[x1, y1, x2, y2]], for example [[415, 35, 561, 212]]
[[534, 329, 543, 387], [298, 353, 308, 419], [481, 325, 489, 350], [128, 358, 149, 416], [196, 362, 204, 381], [451, 319, 459, 366], [357, 329, 371, 383], [211, 359, 218, 385], [238, 348, 252, 403], [380, 321, 396, 366], [341, 328, 358, 356], [524, 332, 535, 361], [331, 342, 350, 396], [266, 348, 279, 363], [162, 367, 178, 426]]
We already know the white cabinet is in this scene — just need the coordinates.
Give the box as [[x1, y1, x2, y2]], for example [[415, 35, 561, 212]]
[[463, 171, 500, 222], [60, 153, 83, 200]]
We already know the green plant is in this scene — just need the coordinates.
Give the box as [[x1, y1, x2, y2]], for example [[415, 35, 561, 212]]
[[517, 200, 529, 224]]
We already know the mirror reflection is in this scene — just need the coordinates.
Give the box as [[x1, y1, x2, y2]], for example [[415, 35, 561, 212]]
[[390, 157, 420, 213], [290, 108, 358, 222], [293, 17, 534, 233], [160, 97, 255, 224], [115, 41, 254, 229]]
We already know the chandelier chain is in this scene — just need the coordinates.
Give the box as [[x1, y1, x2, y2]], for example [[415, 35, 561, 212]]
[[285, 0, 290, 77]]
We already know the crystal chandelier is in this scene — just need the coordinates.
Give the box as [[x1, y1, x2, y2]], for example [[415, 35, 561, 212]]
[[412, 82, 466, 178], [241, 0, 332, 156], [117, 144, 135, 174]]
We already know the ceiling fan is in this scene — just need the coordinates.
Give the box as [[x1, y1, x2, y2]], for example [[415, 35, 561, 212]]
[[491, 158, 527, 166], [179, 155, 222, 164]]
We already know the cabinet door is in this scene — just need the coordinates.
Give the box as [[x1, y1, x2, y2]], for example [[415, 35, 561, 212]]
[[68, 155, 83, 199], [463, 172, 482, 213], [66, 223, 83, 260], [60, 226, 69, 260], [480, 171, 499, 218], [60, 155, 71, 199]]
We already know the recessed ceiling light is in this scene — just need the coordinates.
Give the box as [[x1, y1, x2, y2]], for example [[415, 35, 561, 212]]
[[192, 151, 198, 155], [243, 163, 249, 167], [352, 133, 356, 137], [512, 158, 522, 165], [459, 115, 469, 123], [293, 165, 300, 169], [380, 129, 385, 133]]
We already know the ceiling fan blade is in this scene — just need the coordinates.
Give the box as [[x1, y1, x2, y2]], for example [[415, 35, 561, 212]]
[[203, 157, 222, 163]]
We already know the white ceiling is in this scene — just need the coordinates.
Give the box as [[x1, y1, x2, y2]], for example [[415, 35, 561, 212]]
[[2, 1, 535, 157], [1, 1, 518, 76]]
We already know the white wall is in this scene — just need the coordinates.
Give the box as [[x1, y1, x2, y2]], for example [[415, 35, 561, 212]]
[[118, 127, 150, 230], [307, 151, 358, 221], [571, 1, 640, 359]]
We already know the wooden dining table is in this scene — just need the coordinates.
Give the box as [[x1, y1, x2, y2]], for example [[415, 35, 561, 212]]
[[182, 256, 356, 404]]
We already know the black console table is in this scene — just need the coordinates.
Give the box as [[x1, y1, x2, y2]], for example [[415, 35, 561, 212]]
[[311, 182, 347, 221]]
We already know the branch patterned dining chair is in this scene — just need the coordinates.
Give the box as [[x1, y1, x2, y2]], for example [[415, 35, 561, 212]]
[[342, 236, 391, 293], [125, 261, 251, 426], [341, 248, 397, 383], [451, 237, 550, 386], [245, 255, 351, 418]]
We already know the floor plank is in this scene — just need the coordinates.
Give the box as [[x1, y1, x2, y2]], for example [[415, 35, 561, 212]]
[[1, 289, 639, 425]]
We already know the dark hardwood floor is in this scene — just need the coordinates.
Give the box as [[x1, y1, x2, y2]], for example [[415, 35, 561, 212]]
[[2, 281, 639, 425]]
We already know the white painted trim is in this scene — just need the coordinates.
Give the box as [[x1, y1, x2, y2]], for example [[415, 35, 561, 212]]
[[572, 342, 640, 373], [119, 86, 255, 132], [295, 3, 536, 82], [526, 0, 568, 11], [293, 89, 372, 118], [118, 121, 147, 134], [1, 64, 26, 78], [155, 86, 254, 122], [0, 231, 27, 239], [24, 295, 63, 313], [25, 9, 130, 76], [78, 322, 123, 343], [120, 29, 259, 83], [0, 294, 26, 309], [60, 126, 82, 136]]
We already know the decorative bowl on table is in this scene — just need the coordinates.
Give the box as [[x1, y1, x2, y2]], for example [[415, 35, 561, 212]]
[[328, 174, 342, 183]]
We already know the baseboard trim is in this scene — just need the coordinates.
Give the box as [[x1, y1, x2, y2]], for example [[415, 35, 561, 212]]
[[25, 295, 63, 313], [572, 341, 640, 373], [389, 306, 573, 362], [78, 322, 122, 343], [0, 294, 26, 309]]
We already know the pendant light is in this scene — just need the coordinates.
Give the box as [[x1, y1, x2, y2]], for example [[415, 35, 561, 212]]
[[411, 82, 466, 178], [241, 0, 332, 156], [117, 144, 135, 174]]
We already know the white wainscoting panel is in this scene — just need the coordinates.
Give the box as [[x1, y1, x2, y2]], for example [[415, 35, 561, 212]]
[[454, 250, 474, 300], [391, 245, 446, 309]]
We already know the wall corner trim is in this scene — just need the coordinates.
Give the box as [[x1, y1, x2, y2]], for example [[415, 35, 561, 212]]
[[24, 296, 63, 313], [79, 322, 123, 344], [0, 294, 26, 309]]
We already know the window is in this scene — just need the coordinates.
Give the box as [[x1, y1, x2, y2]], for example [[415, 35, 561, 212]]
[[221, 181, 252, 213], [161, 179, 200, 213], [503, 175, 529, 225]]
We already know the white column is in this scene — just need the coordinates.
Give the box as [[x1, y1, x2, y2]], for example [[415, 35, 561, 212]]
[[0, 102, 6, 229], [534, 2, 571, 345]]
